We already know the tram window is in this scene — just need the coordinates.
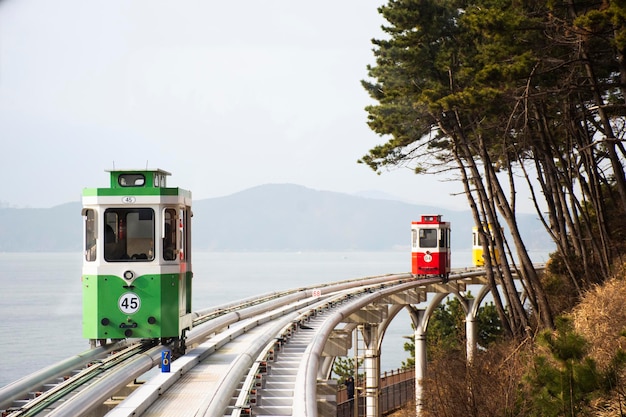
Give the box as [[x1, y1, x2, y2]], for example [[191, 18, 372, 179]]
[[411, 229, 418, 249], [473, 232, 480, 246], [439, 229, 449, 248], [155, 173, 167, 188], [179, 208, 187, 261], [118, 174, 145, 187], [84, 209, 96, 262], [163, 208, 177, 261], [419, 228, 437, 248], [104, 208, 155, 261]]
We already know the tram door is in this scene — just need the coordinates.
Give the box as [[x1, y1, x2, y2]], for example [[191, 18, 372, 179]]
[[411, 215, 451, 277]]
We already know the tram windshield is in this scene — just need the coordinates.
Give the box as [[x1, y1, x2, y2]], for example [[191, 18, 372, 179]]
[[419, 228, 438, 248], [104, 208, 155, 261]]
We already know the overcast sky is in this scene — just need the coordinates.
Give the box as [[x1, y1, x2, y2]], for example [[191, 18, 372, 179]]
[[0, 0, 474, 210]]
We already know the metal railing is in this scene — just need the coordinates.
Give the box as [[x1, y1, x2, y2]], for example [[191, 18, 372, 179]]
[[337, 368, 415, 417]]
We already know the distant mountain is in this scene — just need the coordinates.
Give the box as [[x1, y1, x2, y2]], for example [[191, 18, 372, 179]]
[[0, 202, 79, 252], [0, 184, 553, 252]]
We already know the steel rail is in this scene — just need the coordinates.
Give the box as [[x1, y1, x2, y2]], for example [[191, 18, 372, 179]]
[[106, 279, 412, 417], [107, 277, 414, 417], [228, 293, 356, 417], [195, 312, 302, 417], [0, 340, 133, 412], [105, 287, 378, 417], [7, 289, 327, 417], [186, 273, 413, 348], [190, 272, 410, 326], [4, 341, 156, 417], [44, 346, 166, 417], [230, 337, 280, 417]]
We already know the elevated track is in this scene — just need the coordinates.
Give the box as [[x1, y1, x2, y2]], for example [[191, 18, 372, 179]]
[[0, 267, 510, 417]]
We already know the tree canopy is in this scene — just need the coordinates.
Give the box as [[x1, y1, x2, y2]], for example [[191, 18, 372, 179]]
[[361, 0, 626, 335]]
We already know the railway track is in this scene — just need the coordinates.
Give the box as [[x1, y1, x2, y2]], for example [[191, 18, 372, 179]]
[[105, 271, 451, 417], [0, 273, 415, 417], [1, 341, 158, 417], [108, 288, 360, 417]]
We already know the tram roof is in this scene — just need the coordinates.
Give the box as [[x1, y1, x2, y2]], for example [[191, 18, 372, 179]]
[[411, 214, 449, 225], [81, 168, 191, 196], [105, 168, 172, 176]]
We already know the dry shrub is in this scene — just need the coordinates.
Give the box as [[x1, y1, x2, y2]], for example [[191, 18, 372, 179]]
[[421, 349, 468, 416], [467, 339, 534, 416], [569, 261, 626, 416], [419, 340, 533, 417], [588, 397, 626, 417], [570, 261, 626, 368]]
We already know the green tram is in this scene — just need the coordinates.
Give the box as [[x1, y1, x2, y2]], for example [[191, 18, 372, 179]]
[[81, 169, 192, 353]]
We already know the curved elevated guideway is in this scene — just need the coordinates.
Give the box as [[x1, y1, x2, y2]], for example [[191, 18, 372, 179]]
[[0, 267, 533, 417]]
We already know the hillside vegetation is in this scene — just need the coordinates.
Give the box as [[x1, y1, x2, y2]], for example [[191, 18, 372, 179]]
[[408, 261, 626, 417]]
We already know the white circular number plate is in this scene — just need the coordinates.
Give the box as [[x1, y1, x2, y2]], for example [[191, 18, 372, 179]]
[[119, 292, 141, 314], [423, 253, 433, 262]]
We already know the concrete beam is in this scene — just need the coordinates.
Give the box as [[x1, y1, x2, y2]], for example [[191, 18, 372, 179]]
[[458, 275, 490, 285], [376, 288, 426, 305], [343, 305, 388, 324], [426, 281, 467, 293], [322, 329, 351, 357]]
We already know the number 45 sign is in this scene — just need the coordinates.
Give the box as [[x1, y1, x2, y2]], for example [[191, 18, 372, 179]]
[[119, 293, 141, 314]]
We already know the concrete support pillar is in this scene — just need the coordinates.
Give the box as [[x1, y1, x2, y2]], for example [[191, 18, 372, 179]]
[[466, 298, 477, 365], [362, 324, 380, 417], [409, 307, 427, 417], [415, 329, 427, 416]]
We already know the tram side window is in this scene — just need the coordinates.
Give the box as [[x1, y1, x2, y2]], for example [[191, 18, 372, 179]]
[[419, 228, 437, 248], [411, 229, 418, 249], [163, 208, 177, 261], [473, 231, 482, 246], [104, 208, 155, 261], [84, 209, 96, 262], [439, 228, 449, 248], [179, 208, 187, 261]]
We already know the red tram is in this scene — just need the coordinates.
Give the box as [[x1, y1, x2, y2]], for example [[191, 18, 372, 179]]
[[411, 215, 451, 280]]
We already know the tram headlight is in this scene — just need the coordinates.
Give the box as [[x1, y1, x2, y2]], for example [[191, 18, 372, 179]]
[[123, 270, 135, 280]]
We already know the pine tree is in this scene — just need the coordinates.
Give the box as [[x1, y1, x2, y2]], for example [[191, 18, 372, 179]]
[[520, 317, 626, 416]]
